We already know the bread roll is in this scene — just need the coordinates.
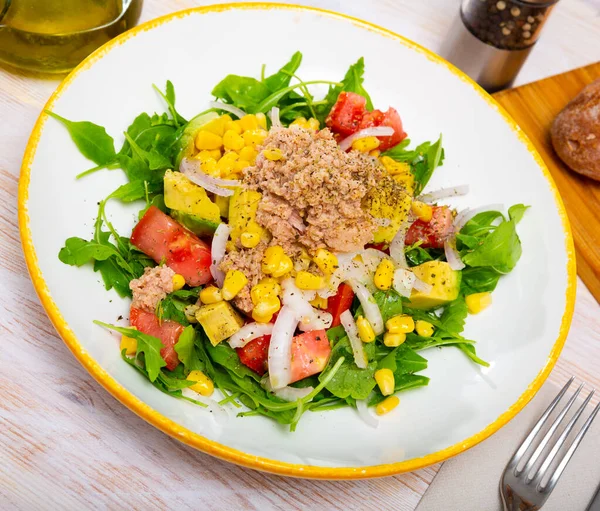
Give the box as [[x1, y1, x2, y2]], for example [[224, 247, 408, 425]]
[[551, 79, 600, 181]]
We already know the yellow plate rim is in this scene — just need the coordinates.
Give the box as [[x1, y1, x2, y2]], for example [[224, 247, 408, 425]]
[[18, 2, 576, 479]]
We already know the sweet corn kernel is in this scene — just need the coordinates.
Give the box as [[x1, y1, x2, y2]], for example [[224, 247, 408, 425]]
[[240, 114, 259, 132], [224, 119, 242, 135], [216, 151, 238, 177], [243, 129, 267, 148], [376, 395, 400, 416], [202, 115, 231, 137], [291, 116, 308, 128], [201, 158, 220, 177], [383, 332, 406, 347], [306, 118, 320, 130], [251, 278, 281, 305], [295, 270, 325, 290], [271, 255, 293, 278], [356, 315, 376, 343], [223, 130, 245, 152], [252, 296, 281, 323], [369, 149, 381, 158], [386, 314, 415, 334], [380, 156, 411, 175], [263, 148, 283, 161], [411, 201, 433, 222], [195, 130, 223, 151], [240, 231, 260, 248], [196, 149, 222, 163], [186, 370, 214, 396], [200, 286, 223, 304], [415, 320, 435, 337], [374, 259, 395, 291], [172, 274, 185, 291], [310, 296, 328, 309], [466, 292, 492, 314], [239, 146, 258, 164], [352, 136, 380, 153], [221, 270, 248, 301], [262, 246, 285, 275], [375, 368, 395, 396], [255, 112, 267, 129], [120, 333, 137, 356], [313, 248, 338, 276]]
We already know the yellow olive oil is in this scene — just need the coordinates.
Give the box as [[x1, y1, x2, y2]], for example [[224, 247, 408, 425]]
[[0, 0, 142, 73]]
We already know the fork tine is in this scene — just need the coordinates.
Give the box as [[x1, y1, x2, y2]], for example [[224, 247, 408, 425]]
[[507, 377, 574, 472], [528, 389, 595, 485], [541, 398, 600, 494], [518, 382, 584, 477]]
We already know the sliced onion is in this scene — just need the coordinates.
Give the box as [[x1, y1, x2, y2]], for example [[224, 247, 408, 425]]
[[420, 185, 470, 203], [413, 277, 433, 294], [268, 306, 298, 389], [288, 210, 306, 232], [208, 101, 246, 119], [298, 310, 333, 332], [340, 310, 368, 369], [348, 279, 384, 335], [210, 223, 230, 287], [180, 157, 239, 197], [339, 127, 395, 152], [269, 106, 281, 128], [262, 377, 313, 402], [444, 239, 466, 271], [356, 399, 379, 428], [228, 323, 274, 349], [393, 268, 416, 298], [360, 248, 388, 274], [390, 219, 412, 269], [454, 204, 504, 233]]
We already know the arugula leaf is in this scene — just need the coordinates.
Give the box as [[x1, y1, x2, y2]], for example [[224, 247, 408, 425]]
[[58, 237, 121, 266], [205, 341, 262, 382], [174, 326, 205, 372], [377, 344, 427, 375], [153, 80, 187, 127], [355, 290, 403, 324], [212, 75, 271, 110], [457, 344, 490, 367], [405, 245, 437, 267], [509, 204, 529, 224], [264, 51, 303, 92], [461, 267, 502, 295], [123, 132, 171, 172], [319, 337, 377, 400], [46, 111, 117, 166], [439, 296, 468, 336], [368, 374, 430, 406], [95, 321, 166, 381], [157, 287, 200, 326]]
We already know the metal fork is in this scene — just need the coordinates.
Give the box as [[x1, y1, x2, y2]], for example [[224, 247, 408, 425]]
[[500, 377, 600, 511]]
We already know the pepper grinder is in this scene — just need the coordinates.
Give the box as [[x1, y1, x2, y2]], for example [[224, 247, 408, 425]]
[[441, 0, 560, 93]]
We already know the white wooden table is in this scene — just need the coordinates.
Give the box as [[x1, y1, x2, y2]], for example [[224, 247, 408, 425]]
[[1, 1, 599, 509]]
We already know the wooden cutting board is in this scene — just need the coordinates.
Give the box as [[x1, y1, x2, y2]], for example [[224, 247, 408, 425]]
[[493, 62, 600, 303]]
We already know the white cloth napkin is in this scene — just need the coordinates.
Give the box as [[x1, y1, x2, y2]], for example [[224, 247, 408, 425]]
[[416, 379, 600, 511]]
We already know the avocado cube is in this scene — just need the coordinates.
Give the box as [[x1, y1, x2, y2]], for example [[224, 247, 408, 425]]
[[164, 169, 221, 223], [408, 261, 461, 310], [195, 301, 244, 346]]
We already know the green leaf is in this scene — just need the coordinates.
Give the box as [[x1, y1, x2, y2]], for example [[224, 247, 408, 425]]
[[95, 321, 166, 381], [212, 75, 271, 111], [413, 135, 443, 195], [264, 51, 303, 92], [205, 341, 262, 382], [174, 326, 205, 372], [58, 237, 119, 266], [46, 111, 117, 166], [94, 258, 133, 298], [252, 80, 340, 114], [461, 267, 502, 295], [368, 374, 430, 406], [439, 296, 468, 336], [156, 287, 200, 326], [405, 245, 436, 267], [119, 113, 152, 155], [457, 344, 490, 367], [508, 204, 529, 224], [356, 290, 403, 324], [153, 80, 187, 127], [123, 132, 171, 171], [319, 337, 377, 400]]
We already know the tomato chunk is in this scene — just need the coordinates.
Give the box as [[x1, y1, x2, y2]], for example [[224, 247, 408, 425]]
[[359, 107, 407, 151], [237, 335, 270, 376], [325, 91, 367, 137], [237, 330, 332, 382], [129, 306, 183, 371], [405, 206, 454, 249], [131, 206, 212, 286], [325, 283, 355, 328]]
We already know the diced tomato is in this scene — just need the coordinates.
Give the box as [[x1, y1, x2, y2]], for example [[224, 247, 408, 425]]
[[237, 335, 271, 376], [130, 206, 212, 286], [405, 206, 454, 249], [289, 329, 331, 383], [359, 107, 407, 151], [237, 330, 332, 383], [366, 242, 390, 254], [325, 91, 367, 137], [325, 283, 355, 328], [129, 306, 184, 371]]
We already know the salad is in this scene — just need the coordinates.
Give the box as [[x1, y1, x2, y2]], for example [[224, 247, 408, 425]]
[[52, 53, 527, 431]]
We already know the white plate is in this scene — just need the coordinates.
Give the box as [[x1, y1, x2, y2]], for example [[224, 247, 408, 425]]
[[19, 4, 576, 478]]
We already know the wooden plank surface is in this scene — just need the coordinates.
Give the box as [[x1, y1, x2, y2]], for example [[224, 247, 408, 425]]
[[1, 1, 600, 510], [494, 62, 600, 302]]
